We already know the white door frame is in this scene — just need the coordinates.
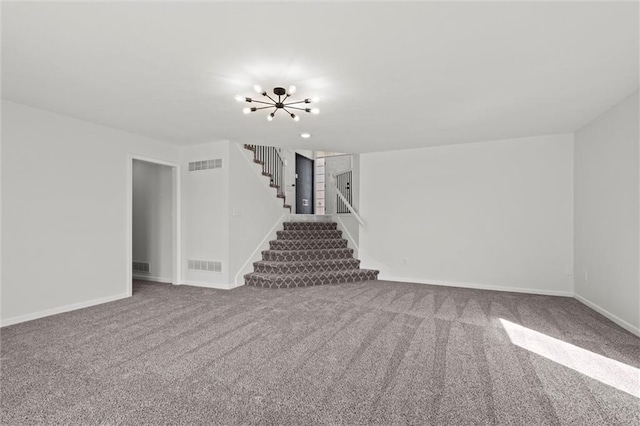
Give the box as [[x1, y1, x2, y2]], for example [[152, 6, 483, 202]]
[[126, 154, 182, 296]]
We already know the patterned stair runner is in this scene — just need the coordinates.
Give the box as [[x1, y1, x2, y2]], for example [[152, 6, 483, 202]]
[[244, 221, 379, 289]]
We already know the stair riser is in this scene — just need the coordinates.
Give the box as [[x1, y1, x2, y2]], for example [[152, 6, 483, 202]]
[[283, 222, 337, 231], [276, 230, 342, 240], [245, 270, 379, 289], [254, 260, 361, 274], [269, 239, 347, 250], [262, 248, 353, 262]]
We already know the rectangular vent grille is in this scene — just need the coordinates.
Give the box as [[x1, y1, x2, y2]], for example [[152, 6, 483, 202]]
[[188, 259, 222, 272], [132, 261, 150, 273], [189, 159, 222, 171]]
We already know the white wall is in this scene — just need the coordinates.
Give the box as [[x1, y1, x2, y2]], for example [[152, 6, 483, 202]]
[[1, 99, 296, 324], [132, 160, 173, 282], [228, 143, 289, 285], [1, 100, 180, 325], [574, 91, 639, 335], [7, 96, 637, 335], [180, 141, 230, 287], [359, 133, 574, 296]]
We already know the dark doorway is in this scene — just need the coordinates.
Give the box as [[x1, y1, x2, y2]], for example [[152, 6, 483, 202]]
[[295, 153, 314, 214]]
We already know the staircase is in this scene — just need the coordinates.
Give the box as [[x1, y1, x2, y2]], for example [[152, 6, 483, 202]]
[[244, 221, 379, 289]]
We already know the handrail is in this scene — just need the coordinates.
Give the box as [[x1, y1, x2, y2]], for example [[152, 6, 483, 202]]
[[335, 214, 360, 251], [330, 168, 352, 179], [329, 178, 364, 226]]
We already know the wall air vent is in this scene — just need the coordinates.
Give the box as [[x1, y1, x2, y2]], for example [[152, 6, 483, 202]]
[[189, 159, 222, 172], [188, 259, 222, 273], [132, 261, 150, 273]]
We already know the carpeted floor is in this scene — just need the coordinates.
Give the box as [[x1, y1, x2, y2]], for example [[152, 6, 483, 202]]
[[1, 280, 639, 425]]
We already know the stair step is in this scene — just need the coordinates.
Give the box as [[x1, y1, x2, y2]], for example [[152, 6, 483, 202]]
[[244, 269, 379, 289], [262, 248, 354, 262], [276, 230, 342, 240], [253, 258, 361, 274], [283, 222, 337, 231], [269, 239, 347, 251]]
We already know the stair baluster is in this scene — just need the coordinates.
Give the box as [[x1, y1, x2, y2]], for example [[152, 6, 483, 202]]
[[244, 144, 291, 211]]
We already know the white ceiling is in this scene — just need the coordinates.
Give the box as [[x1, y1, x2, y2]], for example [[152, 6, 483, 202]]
[[2, 1, 638, 153]]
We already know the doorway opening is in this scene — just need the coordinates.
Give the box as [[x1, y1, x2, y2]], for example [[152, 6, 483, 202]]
[[127, 155, 181, 296], [295, 153, 314, 214]]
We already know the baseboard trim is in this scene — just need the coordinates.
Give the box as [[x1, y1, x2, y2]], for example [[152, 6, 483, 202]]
[[132, 274, 172, 284], [574, 293, 640, 337], [0, 292, 130, 328], [179, 280, 243, 290], [381, 276, 574, 297]]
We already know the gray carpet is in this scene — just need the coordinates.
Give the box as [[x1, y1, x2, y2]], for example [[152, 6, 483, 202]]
[[1, 280, 639, 425]]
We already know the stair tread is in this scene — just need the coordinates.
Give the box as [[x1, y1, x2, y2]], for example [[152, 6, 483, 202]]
[[253, 259, 359, 273], [270, 239, 347, 249], [262, 247, 354, 261], [283, 221, 336, 224], [244, 268, 379, 289], [254, 258, 359, 266], [273, 238, 345, 242], [246, 269, 379, 280], [283, 222, 337, 230], [276, 230, 342, 240], [262, 247, 353, 253]]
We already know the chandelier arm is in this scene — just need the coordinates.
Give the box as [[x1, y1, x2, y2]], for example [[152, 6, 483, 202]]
[[250, 99, 275, 106], [252, 106, 274, 111], [283, 100, 308, 106], [263, 93, 277, 103], [285, 106, 310, 112]]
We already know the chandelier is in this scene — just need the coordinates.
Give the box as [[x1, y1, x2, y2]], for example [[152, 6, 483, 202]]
[[236, 85, 319, 121]]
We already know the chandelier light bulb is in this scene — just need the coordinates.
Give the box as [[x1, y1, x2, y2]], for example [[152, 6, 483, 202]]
[[311, 97, 320, 103], [311, 108, 320, 114], [267, 113, 274, 121], [288, 85, 297, 95], [300, 133, 311, 139], [253, 84, 263, 93], [242, 107, 251, 114], [235, 95, 245, 102]]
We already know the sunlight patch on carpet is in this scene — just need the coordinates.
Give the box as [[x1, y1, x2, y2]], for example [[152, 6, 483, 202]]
[[500, 318, 639, 398]]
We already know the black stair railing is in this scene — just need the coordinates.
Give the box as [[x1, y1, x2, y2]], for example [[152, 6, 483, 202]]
[[335, 170, 352, 214], [244, 144, 286, 200]]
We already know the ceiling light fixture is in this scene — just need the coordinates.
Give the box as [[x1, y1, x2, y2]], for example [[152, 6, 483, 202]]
[[236, 85, 319, 121], [300, 133, 311, 139]]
